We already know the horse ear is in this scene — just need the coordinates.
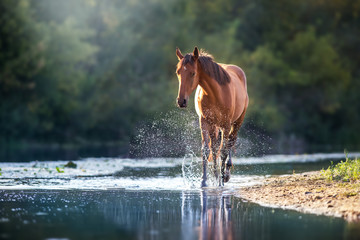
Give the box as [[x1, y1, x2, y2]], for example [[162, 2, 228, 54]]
[[176, 47, 184, 60], [193, 47, 199, 61]]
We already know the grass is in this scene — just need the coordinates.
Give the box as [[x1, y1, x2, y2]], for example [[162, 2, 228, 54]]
[[321, 156, 360, 182]]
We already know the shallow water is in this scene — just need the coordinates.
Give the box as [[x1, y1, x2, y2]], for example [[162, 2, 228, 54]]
[[0, 153, 360, 239], [0, 189, 351, 240]]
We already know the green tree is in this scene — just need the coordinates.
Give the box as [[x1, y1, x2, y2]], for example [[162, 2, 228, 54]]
[[0, 0, 97, 144]]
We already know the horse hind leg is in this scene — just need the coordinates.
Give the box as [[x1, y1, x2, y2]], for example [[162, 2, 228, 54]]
[[223, 111, 247, 183], [223, 129, 237, 183], [219, 128, 231, 186], [220, 144, 230, 185], [223, 151, 232, 183]]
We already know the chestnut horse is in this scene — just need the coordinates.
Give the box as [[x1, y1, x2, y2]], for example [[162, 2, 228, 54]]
[[175, 47, 248, 187]]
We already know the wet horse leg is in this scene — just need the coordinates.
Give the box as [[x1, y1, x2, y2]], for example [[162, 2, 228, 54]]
[[200, 118, 212, 187], [223, 129, 238, 183], [201, 136, 210, 187], [220, 128, 231, 186], [223, 111, 247, 182], [210, 128, 222, 180]]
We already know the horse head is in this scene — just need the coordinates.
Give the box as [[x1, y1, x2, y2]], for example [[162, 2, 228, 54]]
[[175, 47, 200, 108]]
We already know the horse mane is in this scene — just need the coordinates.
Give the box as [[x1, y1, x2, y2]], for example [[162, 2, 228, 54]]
[[178, 49, 230, 85], [198, 50, 230, 85]]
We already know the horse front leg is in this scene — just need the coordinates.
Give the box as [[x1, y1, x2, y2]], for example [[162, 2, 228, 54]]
[[200, 118, 211, 188], [201, 140, 210, 188], [210, 128, 221, 180]]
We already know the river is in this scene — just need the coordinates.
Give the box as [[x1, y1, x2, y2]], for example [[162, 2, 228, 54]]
[[0, 153, 359, 239]]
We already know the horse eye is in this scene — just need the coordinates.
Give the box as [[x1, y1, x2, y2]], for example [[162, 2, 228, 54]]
[[191, 72, 195, 77]]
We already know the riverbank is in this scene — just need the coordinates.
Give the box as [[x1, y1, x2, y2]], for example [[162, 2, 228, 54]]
[[238, 171, 360, 222]]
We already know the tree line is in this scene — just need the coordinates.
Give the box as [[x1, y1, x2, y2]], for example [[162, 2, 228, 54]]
[[1, 0, 359, 157]]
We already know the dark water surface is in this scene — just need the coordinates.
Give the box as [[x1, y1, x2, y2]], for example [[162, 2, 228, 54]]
[[1, 154, 360, 240], [0, 189, 354, 240]]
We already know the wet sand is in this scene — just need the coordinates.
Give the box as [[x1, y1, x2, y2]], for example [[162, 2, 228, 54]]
[[238, 171, 360, 222]]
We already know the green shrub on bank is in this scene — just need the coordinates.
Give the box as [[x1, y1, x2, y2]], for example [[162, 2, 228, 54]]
[[321, 157, 360, 182]]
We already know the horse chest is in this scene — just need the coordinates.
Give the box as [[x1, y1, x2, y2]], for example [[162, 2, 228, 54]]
[[195, 87, 230, 126]]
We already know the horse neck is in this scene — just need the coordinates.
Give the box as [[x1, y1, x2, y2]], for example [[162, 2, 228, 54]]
[[197, 67, 222, 98]]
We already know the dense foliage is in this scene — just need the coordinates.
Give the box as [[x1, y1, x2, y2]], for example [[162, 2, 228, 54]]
[[1, 0, 359, 156]]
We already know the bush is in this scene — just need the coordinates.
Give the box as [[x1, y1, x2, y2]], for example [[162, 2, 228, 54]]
[[322, 157, 360, 182]]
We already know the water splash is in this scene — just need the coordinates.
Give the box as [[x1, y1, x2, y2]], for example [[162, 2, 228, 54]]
[[232, 121, 274, 157], [130, 110, 201, 158], [182, 152, 219, 188], [129, 110, 276, 187]]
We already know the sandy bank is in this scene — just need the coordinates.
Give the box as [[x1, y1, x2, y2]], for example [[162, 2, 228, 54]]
[[238, 171, 360, 222]]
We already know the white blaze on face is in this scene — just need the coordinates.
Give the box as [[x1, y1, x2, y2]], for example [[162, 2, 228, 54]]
[[183, 66, 187, 71]]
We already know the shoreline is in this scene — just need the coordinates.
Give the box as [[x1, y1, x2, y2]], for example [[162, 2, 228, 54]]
[[238, 171, 360, 222]]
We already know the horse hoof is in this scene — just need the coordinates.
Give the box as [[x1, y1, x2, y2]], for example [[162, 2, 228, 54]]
[[224, 171, 231, 183], [218, 180, 224, 187]]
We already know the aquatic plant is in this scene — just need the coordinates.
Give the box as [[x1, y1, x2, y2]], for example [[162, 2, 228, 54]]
[[321, 157, 360, 182], [64, 161, 77, 168]]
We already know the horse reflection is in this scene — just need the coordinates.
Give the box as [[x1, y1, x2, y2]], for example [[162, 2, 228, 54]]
[[182, 191, 234, 240]]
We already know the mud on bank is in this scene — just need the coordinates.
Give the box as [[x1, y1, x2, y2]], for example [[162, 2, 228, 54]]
[[238, 171, 360, 222]]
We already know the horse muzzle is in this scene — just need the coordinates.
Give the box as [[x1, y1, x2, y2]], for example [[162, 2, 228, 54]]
[[177, 98, 187, 108]]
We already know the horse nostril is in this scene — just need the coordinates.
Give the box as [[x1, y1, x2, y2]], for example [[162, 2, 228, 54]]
[[177, 98, 182, 107], [177, 98, 187, 108]]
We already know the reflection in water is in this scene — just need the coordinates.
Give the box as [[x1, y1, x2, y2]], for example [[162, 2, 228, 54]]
[[0, 190, 358, 240], [101, 190, 236, 239], [181, 190, 234, 240], [199, 191, 233, 240]]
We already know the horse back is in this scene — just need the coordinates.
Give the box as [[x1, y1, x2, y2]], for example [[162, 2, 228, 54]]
[[221, 64, 247, 92], [221, 64, 249, 122]]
